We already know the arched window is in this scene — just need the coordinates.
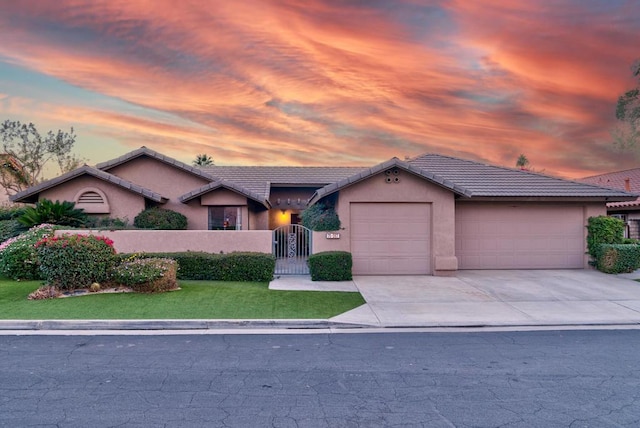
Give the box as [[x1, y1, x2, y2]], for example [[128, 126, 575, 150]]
[[73, 187, 110, 214]]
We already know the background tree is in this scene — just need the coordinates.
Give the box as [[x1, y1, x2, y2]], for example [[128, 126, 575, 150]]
[[612, 60, 640, 152], [0, 120, 83, 195], [193, 153, 214, 166]]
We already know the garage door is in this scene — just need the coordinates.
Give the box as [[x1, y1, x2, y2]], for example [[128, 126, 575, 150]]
[[456, 204, 584, 269], [350, 203, 431, 275]]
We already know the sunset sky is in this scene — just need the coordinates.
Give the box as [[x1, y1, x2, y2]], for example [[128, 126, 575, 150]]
[[0, 0, 639, 179]]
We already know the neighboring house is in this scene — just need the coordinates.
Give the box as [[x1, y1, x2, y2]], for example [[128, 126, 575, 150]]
[[0, 153, 27, 206], [581, 168, 640, 238], [10, 146, 635, 275]]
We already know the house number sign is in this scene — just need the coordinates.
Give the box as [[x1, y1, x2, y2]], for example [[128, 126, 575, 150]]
[[325, 232, 340, 239]]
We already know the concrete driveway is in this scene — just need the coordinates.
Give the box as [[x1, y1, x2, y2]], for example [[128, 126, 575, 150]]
[[329, 269, 640, 327]]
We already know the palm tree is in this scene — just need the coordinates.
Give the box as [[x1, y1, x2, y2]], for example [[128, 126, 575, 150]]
[[515, 154, 530, 170], [193, 154, 214, 166]]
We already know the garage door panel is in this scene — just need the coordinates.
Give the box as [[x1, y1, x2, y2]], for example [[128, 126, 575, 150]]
[[351, 203, 431, 275], [456, 204, 585, 269]]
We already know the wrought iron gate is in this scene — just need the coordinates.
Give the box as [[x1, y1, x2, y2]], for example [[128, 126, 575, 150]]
[[273, 224, 312, 275]]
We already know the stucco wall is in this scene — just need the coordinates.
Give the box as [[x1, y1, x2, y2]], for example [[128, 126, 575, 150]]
[[104, 156, 211, 230], [312, 231, 349, 253], [39, 175, 145, 221], [56, 229, 272, 254], [251, 209, 269, 230], [328, 170, 457, 275], [201, 189, 247, 205]]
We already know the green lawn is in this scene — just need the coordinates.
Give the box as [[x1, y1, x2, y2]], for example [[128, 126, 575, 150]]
[[0, 279, 366, 319]]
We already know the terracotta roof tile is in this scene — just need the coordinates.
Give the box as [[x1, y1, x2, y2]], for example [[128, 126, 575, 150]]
[[580, 168, 640, 208]]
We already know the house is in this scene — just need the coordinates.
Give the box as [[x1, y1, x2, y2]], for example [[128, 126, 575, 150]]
[[10, 146, 635, 276], [581, 168, 640, 238], [0, 153, 27, 206]]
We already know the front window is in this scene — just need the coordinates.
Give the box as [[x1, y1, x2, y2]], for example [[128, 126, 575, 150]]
[[208, 207, 242, 230]]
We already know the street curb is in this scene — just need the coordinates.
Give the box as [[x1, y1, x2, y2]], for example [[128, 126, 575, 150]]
[[2, 319, 640, 331], [0, 319, 376, 331]]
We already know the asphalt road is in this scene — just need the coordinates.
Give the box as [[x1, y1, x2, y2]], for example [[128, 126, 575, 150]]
[[1, 329, 639, 427]]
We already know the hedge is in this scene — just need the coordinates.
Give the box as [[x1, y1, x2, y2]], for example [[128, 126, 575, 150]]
[[586, 216, 625, 257], [117, 251, 275, 282], [308, 251, 352, 281], [595, 244, 640, 274]]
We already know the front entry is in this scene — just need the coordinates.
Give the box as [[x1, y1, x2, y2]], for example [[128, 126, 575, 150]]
[[273, 224, 312, 275]]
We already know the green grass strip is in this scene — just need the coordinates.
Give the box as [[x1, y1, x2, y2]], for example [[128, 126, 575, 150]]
[[0, 279, 365, 320]]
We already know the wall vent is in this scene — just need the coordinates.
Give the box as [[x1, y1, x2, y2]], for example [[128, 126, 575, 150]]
[[384, 169, 400, 183]]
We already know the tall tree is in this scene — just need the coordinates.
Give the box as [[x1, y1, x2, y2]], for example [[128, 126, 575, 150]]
[[193, 153, 214, 166], [0, 120, 82, 195], [612, 60, 640, 152]]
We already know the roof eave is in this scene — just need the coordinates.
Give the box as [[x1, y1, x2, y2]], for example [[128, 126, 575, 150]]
[[179, 181, 270, 209], [97, 146, 216, 182], [308, 158, 471, 205]]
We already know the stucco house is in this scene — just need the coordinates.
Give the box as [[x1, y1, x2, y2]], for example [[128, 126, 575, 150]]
[[10, 147, 635, 276], [581, 168, 640, 238]]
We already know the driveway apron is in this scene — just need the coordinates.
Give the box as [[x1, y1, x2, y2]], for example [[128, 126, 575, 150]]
[[330, 270, 640, 327]]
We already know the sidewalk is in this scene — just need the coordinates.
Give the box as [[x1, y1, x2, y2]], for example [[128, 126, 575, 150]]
[[3, 270, 640, 333]]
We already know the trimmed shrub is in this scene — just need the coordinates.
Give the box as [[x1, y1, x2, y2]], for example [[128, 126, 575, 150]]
[[301, 204, 341, 231], [111, 257, 178, 293], [308, 251, 353, 281], [35, 234, 117, 290], [0, 207, 31, 243], [216, 252, 276, 282], [117, 251, 275, 282], [586, 216, 624, 257], [0, 219, 23, 243], [0, 206, 26, 221], [596, 244, 640, 274], [85, 216, 132, 230], [0, 223, 56, 280], [18, 199, 87, 228], [134, 207, 188, 230]]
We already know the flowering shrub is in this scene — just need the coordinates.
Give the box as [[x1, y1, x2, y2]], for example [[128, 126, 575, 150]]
[[111, 257, 178, 293], [35, 234, 116, 290], [0, 223, 56, 280]]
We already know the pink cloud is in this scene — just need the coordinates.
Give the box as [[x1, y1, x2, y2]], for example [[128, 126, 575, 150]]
[[0, 0, 638, 177]]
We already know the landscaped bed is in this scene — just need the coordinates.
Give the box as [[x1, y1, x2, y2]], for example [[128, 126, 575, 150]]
[[0, 278, 365, 319]]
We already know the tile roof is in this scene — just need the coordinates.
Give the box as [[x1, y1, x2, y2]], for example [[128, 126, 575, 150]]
[[407, 154, 636, 198], [580, 168, 640, 208], [310, 157, 472, 204], [200, 165, 366, 201], [10, 165, 167, 204], [12, 148, 635, 207], [97, 146, 217, 181]]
